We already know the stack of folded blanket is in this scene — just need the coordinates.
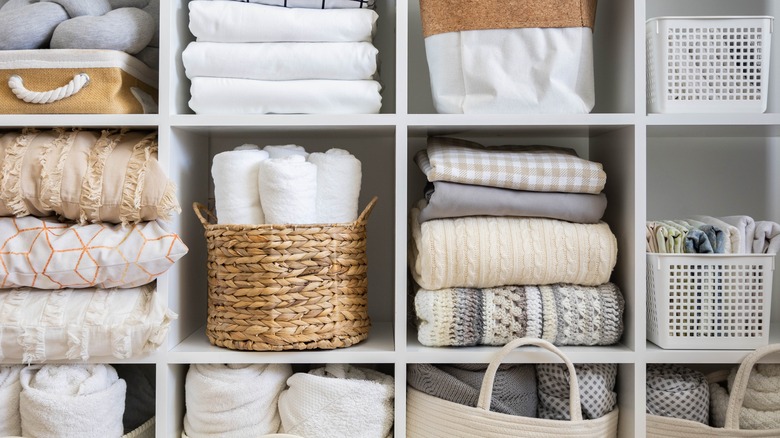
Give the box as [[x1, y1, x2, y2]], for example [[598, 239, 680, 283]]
[[211, 143, 362, 224], [711, 364, 780, 430], [184, 0, 382, 114], [410, 136, 623, 347], [183, 363, 394, 438], [0, 128, 184, 362], [0, 363, 155, 438], [0, 0, 160, 70], [647, 215, 780, 254], [646, 364, 710, 425]]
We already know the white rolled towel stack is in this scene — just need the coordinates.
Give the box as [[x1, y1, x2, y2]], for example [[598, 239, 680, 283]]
[[308, 148, 362, 223], [258, 155, 318, 224], [183, 363, 293, 438], [212, 146, 269, 224], [0, 365, 23, 437], [264, 144, 309, 159], [19, 364, 126, 438]]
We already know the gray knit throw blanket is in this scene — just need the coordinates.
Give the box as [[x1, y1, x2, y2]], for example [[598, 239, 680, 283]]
[[407, 363, 537, 417], [414, 283, 624, 347]]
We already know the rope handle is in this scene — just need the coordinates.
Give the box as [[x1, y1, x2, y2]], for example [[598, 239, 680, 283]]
[[477, 338, 583, 422], [724, 343, 780, 429], [8, 73, 90, 104], [193, 196, 378, 229]]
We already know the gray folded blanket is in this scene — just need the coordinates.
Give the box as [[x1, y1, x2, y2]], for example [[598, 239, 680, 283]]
[[419, 181, 607, 224], [407, 363, 537, 417], [114, 364, 155, 433], [414, 283, 624, 347], [646, 364, 709, 425], [536, 363, 617, 420]]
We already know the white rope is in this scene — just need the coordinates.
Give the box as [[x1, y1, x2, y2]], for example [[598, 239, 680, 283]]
[[8, 73, 90, 104]]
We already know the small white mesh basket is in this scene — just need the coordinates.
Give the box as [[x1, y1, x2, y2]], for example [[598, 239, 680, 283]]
[[646, 16, 774, 113], [647, 253, 775, 349]]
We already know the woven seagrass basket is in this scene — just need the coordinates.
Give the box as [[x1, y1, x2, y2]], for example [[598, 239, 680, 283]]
[[193, 196, 377, 351]]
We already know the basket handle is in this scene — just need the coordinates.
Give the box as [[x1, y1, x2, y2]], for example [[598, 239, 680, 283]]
[[8, 73, 90, 104], [724, 343, 780, 429], [356, 196, 379, 224], [477, 338, 583, 422], [192, 202, 217, 229]]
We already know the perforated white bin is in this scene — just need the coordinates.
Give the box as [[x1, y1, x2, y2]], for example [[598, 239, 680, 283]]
[[647, 253, 775, 349], [646, 16, 774, 113]]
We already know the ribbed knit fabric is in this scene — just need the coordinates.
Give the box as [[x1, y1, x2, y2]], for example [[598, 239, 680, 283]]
[[410, 200, 617, 290], [414, 283, 624, 347], [536, 363, 618, 420], [406, 363, 537, 417]]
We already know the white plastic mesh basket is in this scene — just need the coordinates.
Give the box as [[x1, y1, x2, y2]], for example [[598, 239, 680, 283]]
[[646, 16, 774, 113], [646, 253, 775, 349]]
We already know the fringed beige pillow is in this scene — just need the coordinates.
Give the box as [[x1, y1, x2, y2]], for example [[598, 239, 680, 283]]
[[0, 128, 180, 224]]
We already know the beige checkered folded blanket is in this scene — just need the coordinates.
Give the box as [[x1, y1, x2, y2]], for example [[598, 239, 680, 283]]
[[415, 137, 606, 194]]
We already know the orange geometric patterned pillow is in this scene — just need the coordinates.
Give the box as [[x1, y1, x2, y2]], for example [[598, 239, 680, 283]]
[[0, 216, 188, 289]]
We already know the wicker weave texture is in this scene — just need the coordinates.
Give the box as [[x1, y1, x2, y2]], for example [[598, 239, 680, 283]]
[[194, 197, 377, 351]]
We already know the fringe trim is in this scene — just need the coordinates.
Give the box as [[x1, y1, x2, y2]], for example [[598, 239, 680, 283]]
[[20, 326, 46, 364], [120, 132, 157, 225], [65, 326, 90, 361], [79, 130, 122, 224], [157, 181, 182, 221], [0, 129, 37, 216], [40, 128, 77, 215], [111, 325, 133, 359]]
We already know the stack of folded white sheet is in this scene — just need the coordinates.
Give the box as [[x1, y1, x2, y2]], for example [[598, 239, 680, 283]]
[[184, 0, 382, 114]]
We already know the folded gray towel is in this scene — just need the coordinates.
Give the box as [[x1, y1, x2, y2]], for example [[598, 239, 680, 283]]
[[646, 364, 709, 425], [536, 363, 617, 420], [684, 229, 714, 253], [407, 363, 537, 417], [114, 364, 155, 433]]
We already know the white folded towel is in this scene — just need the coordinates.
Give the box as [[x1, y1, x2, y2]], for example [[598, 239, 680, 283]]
[[278, 364, 394, 438], [258, 155, 318, 224], [189, 78, 382, 115], [308, 148, 362, 223], [212, 148, 269, 224], [182, 42, 378, 80], [183, 364, 293, 438], [264, 144, 309, 160], [753, 221, 780, 254], [719, 215, 757, 254], [20, 364, 126, 438], [189, 1, 378, 42], [0, 365, 23, 437]]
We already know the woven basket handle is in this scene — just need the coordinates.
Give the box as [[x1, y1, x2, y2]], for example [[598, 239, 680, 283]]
[[192, 202, 217, 228], [724, 343, 780, 429], [8, 73, 90, 104], [477, 337, 583, 421], [356, 196, 379, 224]]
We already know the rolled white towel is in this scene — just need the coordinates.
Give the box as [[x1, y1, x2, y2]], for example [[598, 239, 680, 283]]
[[264, 144, 309, 159], [183, 364, 293, 438], [20, 364, 126, 438], [278, 364, 394, 438], [212, 148, 269, 224], [719, 215, 757, 254], [753, 221, 780, 254], [308, 148, 362, 223], [258, 155, 317, 224], [0, 365, 23, 437], [233, 143, 260, 151]]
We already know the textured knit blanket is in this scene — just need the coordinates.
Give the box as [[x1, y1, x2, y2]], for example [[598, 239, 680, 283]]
[[414, 283, 624, 347], [410, 201, 617, 290], [711, 364, 780, 430], [646, 364, 709, 425], [415, 137, 606, 194]]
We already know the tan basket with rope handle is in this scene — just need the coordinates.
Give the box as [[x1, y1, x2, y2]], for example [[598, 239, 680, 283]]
[[193, 196, 377, 351]]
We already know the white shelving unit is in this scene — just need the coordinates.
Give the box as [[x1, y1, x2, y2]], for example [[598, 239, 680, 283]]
[[1, 0, 779, 437]]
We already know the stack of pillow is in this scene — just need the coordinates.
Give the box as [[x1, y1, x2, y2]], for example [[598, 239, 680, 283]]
[[0, 128, 185, 362], [409, 136, 624, 347], [184, 0, 382, 114]]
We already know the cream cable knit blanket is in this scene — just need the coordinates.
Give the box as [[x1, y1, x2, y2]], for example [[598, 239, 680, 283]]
[[414, 283, 624, 347], [410, 201, 617, 290], [711, 364, 780, 430]]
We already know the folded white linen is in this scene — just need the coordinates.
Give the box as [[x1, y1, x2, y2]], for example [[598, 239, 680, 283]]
[[183, 364, 293, 438], [20, 364, 126, 438], [203, 0, 375, 8], [278, 364, 394, 438], [686, 215, 741, 253], [719, 215, 757, 254], [189, 78, 382, 114], [308, 148, 362, 223], [264, 144, 309, 160], [753, 221, 780, 254], [0, 365, 23, 436], [0, 284, 175, 362], [212, 148, 268, 224], [189, 1, 378, 42], [182, 42, 378, 80], [258, 155, 317, 224]]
